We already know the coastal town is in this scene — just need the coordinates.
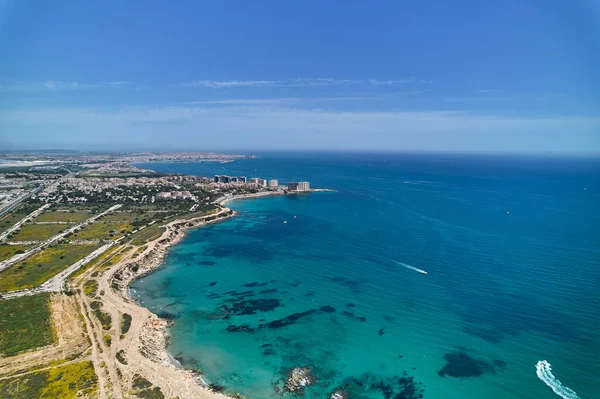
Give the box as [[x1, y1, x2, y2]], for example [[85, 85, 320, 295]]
[[0, 151, 321, 399]]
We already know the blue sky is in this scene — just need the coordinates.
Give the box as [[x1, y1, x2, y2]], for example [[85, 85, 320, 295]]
[[1, 0, 599, 153]]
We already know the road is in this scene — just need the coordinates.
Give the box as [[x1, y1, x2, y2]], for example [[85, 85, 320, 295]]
[[0, 204, 122, 273], [0, 242, 116, 300], [0, 203, 51, 242]]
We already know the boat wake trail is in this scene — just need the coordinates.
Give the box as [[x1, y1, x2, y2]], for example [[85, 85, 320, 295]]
[[536, 360, 579, 399], [391, 260, 427, 275]]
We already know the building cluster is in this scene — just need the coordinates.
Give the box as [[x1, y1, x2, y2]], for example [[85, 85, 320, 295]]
[[155, 191, 195, 201], [214, 175, 247, 183], [287, 181, 310, 191], [213, 175, 310, 192], [43, 176, 169, 195]]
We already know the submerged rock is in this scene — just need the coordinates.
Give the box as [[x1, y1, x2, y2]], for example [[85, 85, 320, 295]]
[[320, 305, 336, 313], [437, 350, 495, 378], [330, 389, 349, 399], [242, 281, 268, 288], [226, 324, 254, 333], [260, 309, 317, 329], [285, 367, 315, 393], [228, 298, 282, 315]]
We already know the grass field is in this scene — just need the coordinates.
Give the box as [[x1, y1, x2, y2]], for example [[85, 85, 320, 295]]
[[0, 244, 99, 292], [129, 225, 166, 246], [71, 222, 133, 241], [97, 212, 138, 222], [0, 361, 97, 399], [9, 223, 66, 241], [36, 211, 92, 223], [0, 293, 55, 356], [0, 244, 32, 262], [0, 213, 28, 234]]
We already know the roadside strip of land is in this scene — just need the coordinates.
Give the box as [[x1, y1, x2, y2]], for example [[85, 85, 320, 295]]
[[0, 204, 122, 273]]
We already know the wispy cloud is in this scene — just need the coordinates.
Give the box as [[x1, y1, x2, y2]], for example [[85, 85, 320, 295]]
[[0, 80, 137, 92], [179, 77, 422, 88], [2, 105, 598, 153], [183, 96, 371, 106]]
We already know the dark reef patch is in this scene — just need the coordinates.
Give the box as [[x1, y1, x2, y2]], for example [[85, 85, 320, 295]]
[[263, 347, 275, 356], [378, 328, 385, 336], [259, 310, 317, 329], [226, 324, 254, 333], [320, 305, 336, 313], [242, 281, 269, 288], [209, 281, 217, 286], [173, 353, 200, 368], [343, 311, 367, 322], [346, 303, 356, 308], [304, 291, 315, 297], [199, 261, 216, 266], [156, 311, 178, 321], [437, 351, 496, 378], [259, 288, 278, 294], [384, 315, 394, 322], [339, 372, 424, 399], [209, 383, 226, 392], [223, 298, 282, 316], [329, 276, 364, 293], [202, 247, 233, 258]]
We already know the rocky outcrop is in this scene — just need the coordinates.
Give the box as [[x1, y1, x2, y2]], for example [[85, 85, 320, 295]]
[[330, 389, 349, 399], [284, 367, 315, 393]]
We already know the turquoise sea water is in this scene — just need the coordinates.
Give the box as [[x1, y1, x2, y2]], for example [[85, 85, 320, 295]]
[[133, 153, 600, 399]]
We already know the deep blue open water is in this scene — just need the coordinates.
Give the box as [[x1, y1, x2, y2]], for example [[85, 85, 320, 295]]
[[133, 153, 600, 399]]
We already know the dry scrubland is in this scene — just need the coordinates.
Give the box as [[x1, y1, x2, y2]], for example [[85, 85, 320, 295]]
[[9, 223, 67, 241], [0, 244, 32, 262], [36, 211, 92, 223], [0, 244, 99, 291]]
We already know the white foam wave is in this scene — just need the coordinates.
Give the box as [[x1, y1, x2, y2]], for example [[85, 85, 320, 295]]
[[392, 260, 427, 275], [536, 360, 579, 399]]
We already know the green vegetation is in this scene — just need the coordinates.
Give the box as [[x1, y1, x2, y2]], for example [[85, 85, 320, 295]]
[[90, 301, 112, 330], [0, 293, 55, 356], [96, 249, 128, 272], [103, 334, 111, 347], [0, 244, 31, 262], [98, 212, 137, 222], [121, 313, 132, 335], [67, 244, 122, 281], [129, 225, 166, 246], [0, 244, 99, 292], [36, 211, 92, 223], [0, 361, 98, 399], [116, 349, 128, 364], [71, 221, 133, 241], [9, 223, 66, 241], [0, 213, 28, 234], [83, 279, 98, 297], [136, 387, 165, 399], [132, 374, 153, 390], [0, 204, 42, 234]]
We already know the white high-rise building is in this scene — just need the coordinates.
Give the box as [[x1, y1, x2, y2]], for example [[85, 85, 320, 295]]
[[267, 179, 278, 188]]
